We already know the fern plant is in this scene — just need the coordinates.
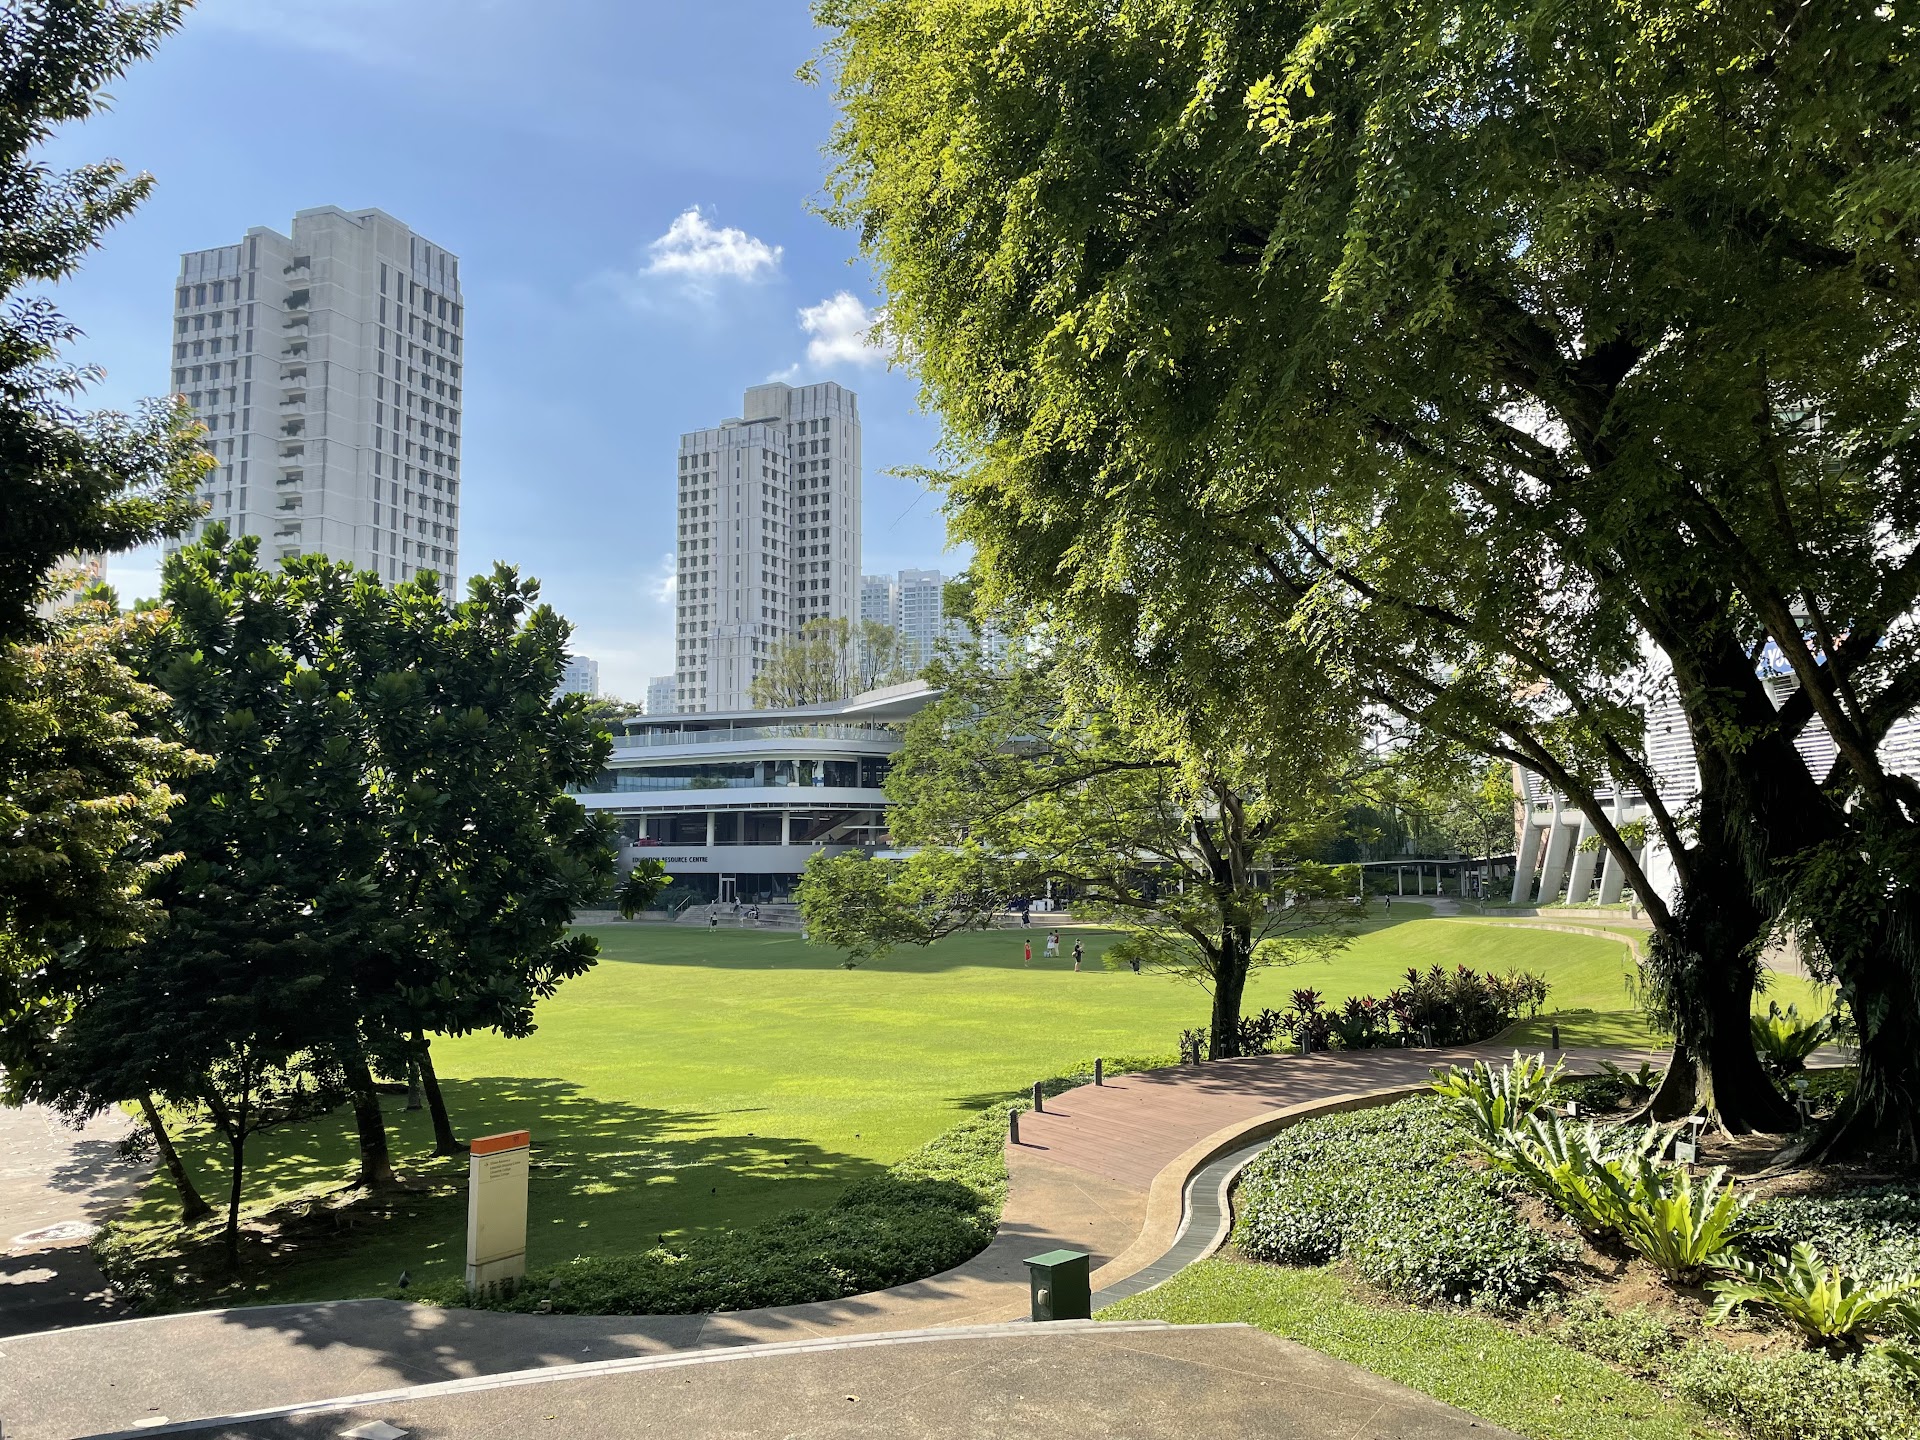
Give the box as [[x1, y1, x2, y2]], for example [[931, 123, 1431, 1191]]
[[1610, 1160, 1749, 1284], [1430, 1051, 1564, 1145], [1710, 1244, 1920, 1352], [1750, 1002, 1828, 1079], [1481, 1115, 1670, 1235]]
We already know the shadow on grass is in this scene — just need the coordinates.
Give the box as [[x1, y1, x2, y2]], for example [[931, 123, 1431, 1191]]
[[109, 1075, 889, 1320]]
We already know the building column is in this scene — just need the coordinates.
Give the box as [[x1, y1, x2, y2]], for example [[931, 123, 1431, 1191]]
[[706, 810, 716, 846], [782, 809, 793, 846], [1397, 867, 1404, 896], [1563, 817, 1601, 905], [1596, 809, 1630, 904], [1534, 818, 1576, 907], [1510, 819, 1543, 904]]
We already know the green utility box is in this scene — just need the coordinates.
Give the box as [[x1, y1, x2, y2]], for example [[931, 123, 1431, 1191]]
[[1024, 1248, 1092, 1322]]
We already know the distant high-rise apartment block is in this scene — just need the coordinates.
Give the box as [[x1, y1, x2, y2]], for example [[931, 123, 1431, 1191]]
[[557, 655, 599, 698], [674, 381, 862, 712], [646, 674, 676, 716], [166, 206, 464, 589], [859, 567, 964, 668]]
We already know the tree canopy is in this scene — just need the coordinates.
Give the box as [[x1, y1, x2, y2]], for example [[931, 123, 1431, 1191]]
[[818, 0, 1920, 1147], [751, 615, 910, 708]]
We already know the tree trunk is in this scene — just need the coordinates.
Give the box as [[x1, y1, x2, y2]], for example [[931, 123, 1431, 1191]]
[[1800, 893, 1920, 1164], [405, 1061, 423, 1112], [1208, 934, 1250, 1059], [414, 1030, 463, 1155], [223, 1129, 246, 1270], [342, 1046, 396, 1189], [138, 1092, 212, 1224]]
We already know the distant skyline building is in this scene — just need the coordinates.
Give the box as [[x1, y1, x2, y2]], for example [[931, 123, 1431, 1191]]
[[165, 206, 464, 589], [859, 567, 964, 668], [646, 674, 676, 716], [557, 655, 599, 698], [674, 381, 862, 712]]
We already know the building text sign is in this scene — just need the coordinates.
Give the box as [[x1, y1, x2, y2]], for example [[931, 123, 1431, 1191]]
[[466, 1129, 530, 1289]]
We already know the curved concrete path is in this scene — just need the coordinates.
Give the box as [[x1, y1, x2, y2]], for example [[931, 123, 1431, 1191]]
[[0, 1044, 1647, 1439]]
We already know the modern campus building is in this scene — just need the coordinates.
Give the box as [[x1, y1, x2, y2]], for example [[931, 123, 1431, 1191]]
[[1510, 668, 1920, 907], [577, 680, 932, 903], [166, 206, 464, 589], [674, 381, 862, 713]]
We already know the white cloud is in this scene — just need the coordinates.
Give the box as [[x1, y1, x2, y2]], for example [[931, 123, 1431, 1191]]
[[799, 291, 887, 368], [644, 208, 782, 283], [647, 549, 677, 605]]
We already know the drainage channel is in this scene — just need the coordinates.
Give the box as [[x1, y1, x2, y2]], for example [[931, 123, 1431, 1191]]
[[1090, 1135, 1272, 1308]]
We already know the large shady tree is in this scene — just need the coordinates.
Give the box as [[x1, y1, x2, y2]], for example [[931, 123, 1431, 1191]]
[[818, 0, 1920, 1150], [800, 649, 1364, 1055]]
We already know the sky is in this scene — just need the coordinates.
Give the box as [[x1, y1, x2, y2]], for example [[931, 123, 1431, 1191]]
[[41, 0, 955, 700]]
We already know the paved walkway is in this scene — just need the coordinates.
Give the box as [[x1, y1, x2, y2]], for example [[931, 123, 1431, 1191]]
[[94, 1321, 1520, 1440], [0, 1043, 1648, 1439], [0, 1101, 143, 1338]]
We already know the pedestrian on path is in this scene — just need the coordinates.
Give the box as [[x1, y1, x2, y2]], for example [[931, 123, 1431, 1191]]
[[709, 911, 719, 929], [1023, 939, 1032, 966], [1072, 940, 1083, 972], [1021, 907, 1031, 929], [1045, 930, 1060, 959]]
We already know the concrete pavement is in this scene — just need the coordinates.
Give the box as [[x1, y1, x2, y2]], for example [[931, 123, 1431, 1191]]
[[0, 1101, 143, 1337], [91, 1321, 1522, 1440], [0, 1044, 1651, 1439]]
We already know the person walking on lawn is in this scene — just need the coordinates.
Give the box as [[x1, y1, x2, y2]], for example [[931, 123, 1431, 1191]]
[[1023, 938, 1032, 967], [1045, 930, 1060, 960], [1072, 940, 1084, 972]]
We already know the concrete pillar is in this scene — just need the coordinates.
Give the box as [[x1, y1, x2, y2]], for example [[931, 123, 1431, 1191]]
[[1511, 819, 1543, 904], [1563, 817, 1601, 905], [1597, 810, 1630, 904], [782, 809, 793, 845], [1397, 867, 1404, 896], [1535, 818, 1576, 906], [706, 810, 716, 845]]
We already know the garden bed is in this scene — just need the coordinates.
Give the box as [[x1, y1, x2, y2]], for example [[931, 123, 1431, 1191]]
[[1110, 1070, 1920, 1440]]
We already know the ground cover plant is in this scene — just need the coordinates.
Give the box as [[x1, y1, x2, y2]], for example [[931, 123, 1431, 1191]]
[[96, 912, 1644, 1310], [1179, 1059, 1920, 1439]]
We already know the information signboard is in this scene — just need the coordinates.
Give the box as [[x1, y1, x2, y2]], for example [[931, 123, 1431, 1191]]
[[465, 1129, 530, 1289]]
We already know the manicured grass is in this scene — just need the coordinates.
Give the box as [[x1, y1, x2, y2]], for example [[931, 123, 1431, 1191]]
[[1099, 1258, 1715, 1440], [107, 910, 1649, 1307]]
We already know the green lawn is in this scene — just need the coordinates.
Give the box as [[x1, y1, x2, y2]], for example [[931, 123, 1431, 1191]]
[[109, 909, 1680, 1306], [1100, 1259, 1714, 1440]]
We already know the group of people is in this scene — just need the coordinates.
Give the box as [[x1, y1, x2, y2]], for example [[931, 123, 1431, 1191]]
[[1023, 929, 1085, 971]]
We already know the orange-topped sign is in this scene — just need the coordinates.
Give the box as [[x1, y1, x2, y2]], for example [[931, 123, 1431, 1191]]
[[466, 1128, 531, 1288], [470, 1129, 530, 1157]]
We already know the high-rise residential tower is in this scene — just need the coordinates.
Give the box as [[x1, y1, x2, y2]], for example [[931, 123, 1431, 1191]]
[[166, 206, 464, 589], [674, 381, 861, 712], [645, 674, 676, 716]]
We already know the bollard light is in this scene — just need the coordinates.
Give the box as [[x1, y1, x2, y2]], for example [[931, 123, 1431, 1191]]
[[1009, 1109, 1021, 1146], [1094, 1058, 1104, 1086], [1032, 1080, 1044, 1114]]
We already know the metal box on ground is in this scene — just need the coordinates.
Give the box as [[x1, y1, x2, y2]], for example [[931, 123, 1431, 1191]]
[[1025, 1248, 1092, 1322]]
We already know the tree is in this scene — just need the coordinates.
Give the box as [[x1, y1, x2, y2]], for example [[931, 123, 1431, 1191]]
[[798, 650, 1364, 1055], [1431, 761, 1521, 899], [576, 693, 641, 731], [0, 1, 201, 644], [750, 616, 909, 708], [336, 563, 622, 1160], [818, 0, 1920, 1144]]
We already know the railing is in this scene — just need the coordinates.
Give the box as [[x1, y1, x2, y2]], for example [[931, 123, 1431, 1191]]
[[608, 722, 896, 751]]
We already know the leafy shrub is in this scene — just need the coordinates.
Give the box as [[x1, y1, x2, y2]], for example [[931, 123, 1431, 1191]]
[[1386, 964, 1551, 1045], [1668, 1343, 1920, 1440], [1593, 1058, 1663, 1104], [1178, 1027, 1209, 1065], [1751, 1001, 1830, 1079], [1233, 1097, 1569, 1308], [1329, 994, 1392, 1049], [1430, 1051, 1564, 1145], [1746, 1187, 1920, 1286], [1283, 989, 1333, 1051], [1609, 1159, 1748, 1284], [419, 1085, 1027, 1316], [1711, 1244, 1920, 1352], [1549, 1296, 1920, 1440], [1480, 1113, 1667, 1237]]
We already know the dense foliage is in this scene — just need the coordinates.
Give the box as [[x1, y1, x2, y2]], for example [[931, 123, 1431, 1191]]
[[1233, 1097, 1570, 1308], [817, 0, 1920, 1147]]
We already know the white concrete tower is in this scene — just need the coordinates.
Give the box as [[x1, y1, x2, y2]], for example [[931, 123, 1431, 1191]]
[[166, 207, 464, 589], [674, 381, 862, 712]]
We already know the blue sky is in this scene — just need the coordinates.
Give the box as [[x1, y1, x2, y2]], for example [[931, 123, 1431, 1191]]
[[44, 0, 953, 699]]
